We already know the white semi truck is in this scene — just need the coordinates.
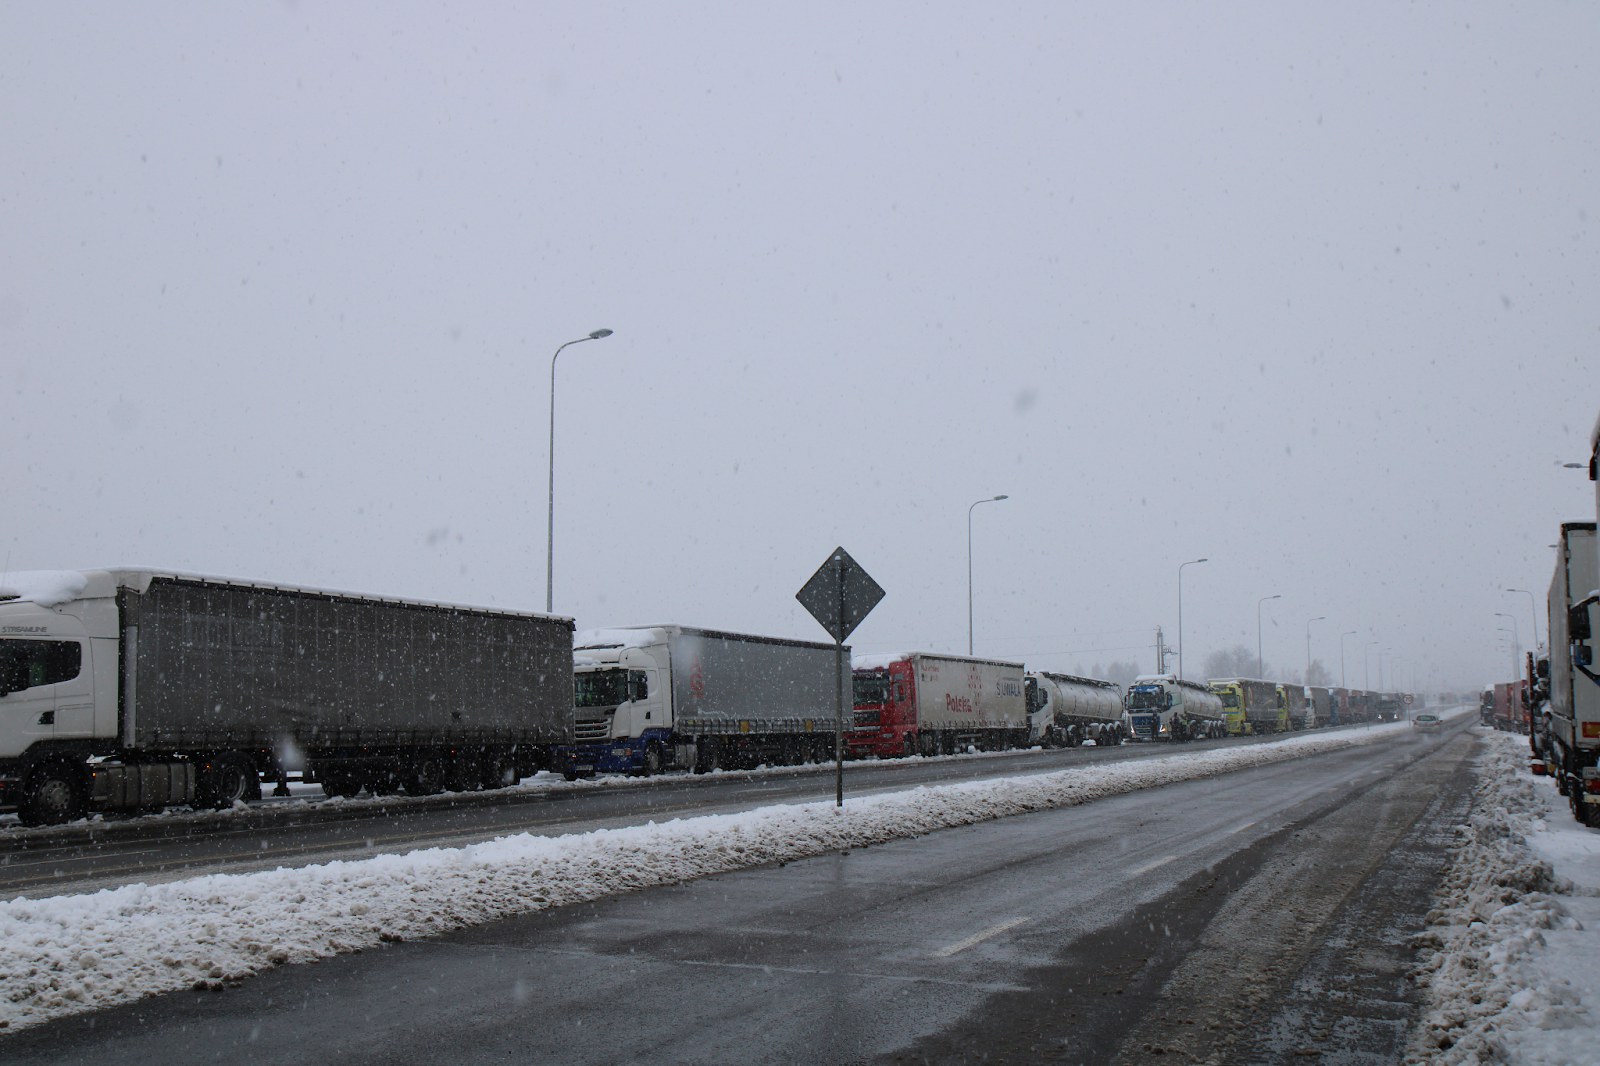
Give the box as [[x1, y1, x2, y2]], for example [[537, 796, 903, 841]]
[[1123, 674, 1227, 741], [1024, 671, 1125, 747], [562, 625, 849, 776], [1548, 522, 1600, 825], [0, 569, 574, 825]]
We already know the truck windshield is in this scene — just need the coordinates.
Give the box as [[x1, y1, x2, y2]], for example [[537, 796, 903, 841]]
[[0, 638, 81, 693], [574, 670, 629, 708], [853, 674, 892, 705], [1126, 689, 1165, 711], [1218, 692, 1239, 708]]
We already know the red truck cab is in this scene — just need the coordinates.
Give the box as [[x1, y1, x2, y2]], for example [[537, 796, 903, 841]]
[[848, 658, 916, 758]]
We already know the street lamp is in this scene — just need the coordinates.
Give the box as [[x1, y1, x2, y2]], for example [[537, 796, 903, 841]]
[[1177, 558, 1208, 680], [1365, 640, 1379, 689], [1305, 616, 1325, 684], [968, 495, 1009, 656], [1495, 612, 1520, 670], [1506, 588, 1541, 651], [546, 329, 614, 613], [1340, 631, 1358, 689], [1257, 594, 1281, 678]]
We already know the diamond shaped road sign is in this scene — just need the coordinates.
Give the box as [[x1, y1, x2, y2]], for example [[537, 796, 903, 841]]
[[796, 546, 885, 644]]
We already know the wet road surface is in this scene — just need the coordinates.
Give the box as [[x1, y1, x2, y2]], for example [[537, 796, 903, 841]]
[[0, 726, 1384, 898], [0, 718, 1476, 1065]]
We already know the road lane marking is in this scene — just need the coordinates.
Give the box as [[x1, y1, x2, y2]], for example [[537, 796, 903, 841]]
[[1126, 854, 1178, 877], [1230, 821, 1257, 834], [930, 916, 1031, 958]]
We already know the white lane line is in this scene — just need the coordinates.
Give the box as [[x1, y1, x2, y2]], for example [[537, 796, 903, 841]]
[[930, 916, 1031, 958], [1230, 821, 1258, 834], [1126, 854, 1178, 877]]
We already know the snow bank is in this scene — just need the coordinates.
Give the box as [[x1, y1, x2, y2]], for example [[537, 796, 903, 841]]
[[1405, 729, 1595, 1065], [0, 571, 86, 607], [0, 722, 1406, 1034]]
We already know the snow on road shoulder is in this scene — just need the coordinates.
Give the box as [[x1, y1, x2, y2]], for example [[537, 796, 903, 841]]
[[1406, 728, 1599, 1065], [0, 723, 1406, 1034]]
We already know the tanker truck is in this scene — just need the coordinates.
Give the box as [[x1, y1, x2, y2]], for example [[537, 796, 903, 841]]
[[1025, 671, 1126, 747], [1123, 674, 1227, 741]]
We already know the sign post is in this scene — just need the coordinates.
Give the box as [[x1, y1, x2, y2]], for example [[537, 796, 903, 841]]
[[796, 547, 885, 807]]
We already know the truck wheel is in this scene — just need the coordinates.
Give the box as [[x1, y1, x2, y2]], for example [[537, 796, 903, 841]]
[[403, 758, 445, 796], [642, 741, 665, 777], [205, 757, 261, 809], [483, 754, 516, 790], [18, 764, 87, 827]]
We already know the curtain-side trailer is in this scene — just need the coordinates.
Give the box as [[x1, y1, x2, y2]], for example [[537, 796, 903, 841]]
[[0, 569, 574, 825], [1548, 523, 1600, 824], [848, 653, 1026, 757], [563, 626, 848, 775], [1207, 678, 1284, 734]]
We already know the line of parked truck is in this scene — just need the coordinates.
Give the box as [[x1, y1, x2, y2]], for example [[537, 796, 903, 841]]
[[0, 567, 1421, 825]]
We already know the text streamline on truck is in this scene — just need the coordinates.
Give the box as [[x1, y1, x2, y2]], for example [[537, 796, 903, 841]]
[[560, 626, 849, 776], [1123, 674, 1227, 741], [848, 653, 1027, 757], [0, 570, 574, 825]]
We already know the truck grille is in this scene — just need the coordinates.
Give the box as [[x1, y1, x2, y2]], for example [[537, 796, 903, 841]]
[[573, 716, 612, 741], [1130, 714, 1156, 737]]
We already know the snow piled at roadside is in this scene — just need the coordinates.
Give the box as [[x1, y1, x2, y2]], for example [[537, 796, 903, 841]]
[[1406, 729, 1598, 1065], [0, 722, 1405, 1034]]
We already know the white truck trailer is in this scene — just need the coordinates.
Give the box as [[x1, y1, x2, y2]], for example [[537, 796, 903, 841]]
[[562, 626, 849, 776], [1024, 671, 1125, 747], [1123, 674, 1227, 741], [1548, 523, 1600, 825], [0, 569, 574, 825]]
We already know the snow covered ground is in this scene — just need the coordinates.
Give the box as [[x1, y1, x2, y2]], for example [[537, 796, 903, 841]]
[[0, 722, 1409, 1035], [1408, 727, 1600, 1065]]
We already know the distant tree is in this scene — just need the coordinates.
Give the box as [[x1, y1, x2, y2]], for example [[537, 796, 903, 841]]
[[1279, 668, 1303, 685], [1102, 660, 1142, 688], [1202, 645, 1261, 680], [1305, 659, 1334, 687]]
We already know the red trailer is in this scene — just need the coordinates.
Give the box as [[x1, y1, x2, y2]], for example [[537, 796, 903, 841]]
[[1493, 680, 1530, 734]]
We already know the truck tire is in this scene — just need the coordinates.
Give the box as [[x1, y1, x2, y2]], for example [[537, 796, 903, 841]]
[[641, 741, 665, 777], [203, 756, 262, 809], [18, 763, 87, 827], [403, 757, 446, 796]]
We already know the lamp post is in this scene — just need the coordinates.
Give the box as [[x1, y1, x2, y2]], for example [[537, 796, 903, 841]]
[[1305, 616, 1325, 684], [547, 329, 614, 613], [1177, 558, 1208, 680], [1257, 594, 1281, 678], [968, 495, 1009, 656], [1365, 640, 1378, 690], [1340, 630, 1358, 688], [1506, 588, 1541, 651], [1495, 612, 1520, 672]]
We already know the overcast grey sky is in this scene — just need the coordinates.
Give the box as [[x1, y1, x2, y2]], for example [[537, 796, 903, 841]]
[[3, 2, 1595, 693]]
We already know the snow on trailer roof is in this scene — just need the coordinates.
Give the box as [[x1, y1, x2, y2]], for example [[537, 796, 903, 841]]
[[850, 651, 1025, 671], [0, 568, 574, 623], [1033, 669, 1120, 689], [574, 624, 843, 653]]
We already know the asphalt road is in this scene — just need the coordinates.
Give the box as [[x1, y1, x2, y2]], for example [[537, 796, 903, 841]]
[[0, 717, 1477, 1065], [0, 725, 1393, 898]]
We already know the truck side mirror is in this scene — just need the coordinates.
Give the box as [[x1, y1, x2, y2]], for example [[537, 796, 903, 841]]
[[1537, 658, 1550, 678], [1576, 644, 1594, 668]]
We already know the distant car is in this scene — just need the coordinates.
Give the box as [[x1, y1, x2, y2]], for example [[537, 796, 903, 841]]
[[1412, 713, 1441, 734]]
